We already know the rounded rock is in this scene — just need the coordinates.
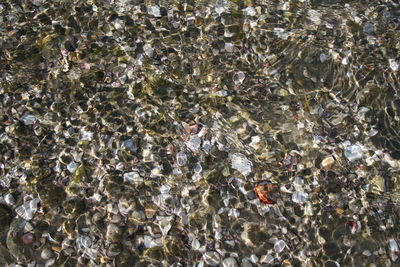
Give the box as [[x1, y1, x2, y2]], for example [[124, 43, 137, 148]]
[[223, 257, 238, 267], [21, 233, 35, 245], [41, 248, 53, 260], [203, 251, 221, 266]]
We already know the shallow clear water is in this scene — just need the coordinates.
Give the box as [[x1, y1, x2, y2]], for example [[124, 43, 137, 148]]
[[0, 0, 399, 266]]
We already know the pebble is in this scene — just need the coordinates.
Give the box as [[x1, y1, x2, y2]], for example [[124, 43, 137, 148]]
[[321, 156, 335, 169], [363, 250, 372, 256], [123, 171, 143, 184], [241, 258, 253, 267], [231, 153, 252, 176], [274, 240, 287, 253], [67, 161, 78, 173], [147, 6, 161, 17], [191, 238, 201, 250], [21, 113, 37, 125], [320, 53, 330, 62], [249, 254, 258, 264], [292, 191, 309, 204], [176, 151, 188, 166], [260, 254, 274, 264], [363, 22, 374, 34], [344, 145, 363, 161], [203, 251, 221, 266], [389, 59, 399, 71], [3, 193, 15, 206], [186, 136, 202, 152], [156, 216, 173, 236], [122, 139, 137, 152], [389, 239, 399, 252], [225, 43, 234, 53], [222, 257, 238, 267], [41, 248, 53, 260], [78, 236, 92, 249]]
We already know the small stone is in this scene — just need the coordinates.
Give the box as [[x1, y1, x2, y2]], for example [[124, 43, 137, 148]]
[[80, 128, 93, 141], [41, 249, 53, 260], [122, 139, 137, 152], [176, 151, 188, 166], [123, 172, 143, 185], [77, 236, 92, 249], [45, 258, 55, 267], [363, 250, 372, 256], [234, 71, 246, 85], [147, 6, 161, 17], [389, 59, 399, 71], [21, 113, 37, 125], [203, 251, 221, 266], [344, 145, 363, 161], [241, 223, 268, 247], [292, 191, 308, 204], [106, 224, 122, 242], [308, 9, 322, 25], [260, 254, 274, 264], [143, 43, 154, 57], [191, 238, 201, 250], [249, 254, 259, 264], [156, 216, 173, 236], [244, 7, 256, 16], [185, 136, 201, 152], [3, 193, 15, 206], [320, 53, 330, 62], [274, 240, 287, 253], [321, 156, 335, 169], [225, 43, 234, 53], [241, 258, 253, 267], [389, 239, 399, 252], [363, 22, 374, 34], [231, 153, 252, 176], [222, 257, 238, 267], [67, 161, 78, 173]]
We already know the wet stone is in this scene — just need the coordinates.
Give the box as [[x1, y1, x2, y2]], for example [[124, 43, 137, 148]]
[[2, 0, 400, 266], [344, 145, 363, 162], [274, 240, 287, 253], [222, 257, 239, 267], [203, 251, 221, 266], [231, 153, 252, 176]]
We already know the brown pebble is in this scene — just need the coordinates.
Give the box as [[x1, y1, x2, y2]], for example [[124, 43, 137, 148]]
[[321, 156, 335, 169]]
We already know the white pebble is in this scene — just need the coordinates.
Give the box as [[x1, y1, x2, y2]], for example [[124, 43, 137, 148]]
[[292, 191, 309, 204], [344, 144, 363, 161], [231, 153, 252, 176], [147, 6, 161, 17], [21, 114, 37, 125], [389, 59, 399, 71], [389, 239, 399, 252], [203, 251, 221, 266], [222, 257, 238, 267], [274, 240, 287, 253]]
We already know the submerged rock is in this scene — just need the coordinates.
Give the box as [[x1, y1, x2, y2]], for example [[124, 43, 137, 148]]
[[344, 145, 363, 162], [231, 153, 252, 176]]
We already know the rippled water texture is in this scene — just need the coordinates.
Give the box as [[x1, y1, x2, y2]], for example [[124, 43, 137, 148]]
[[0, 0, 399, 266]]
